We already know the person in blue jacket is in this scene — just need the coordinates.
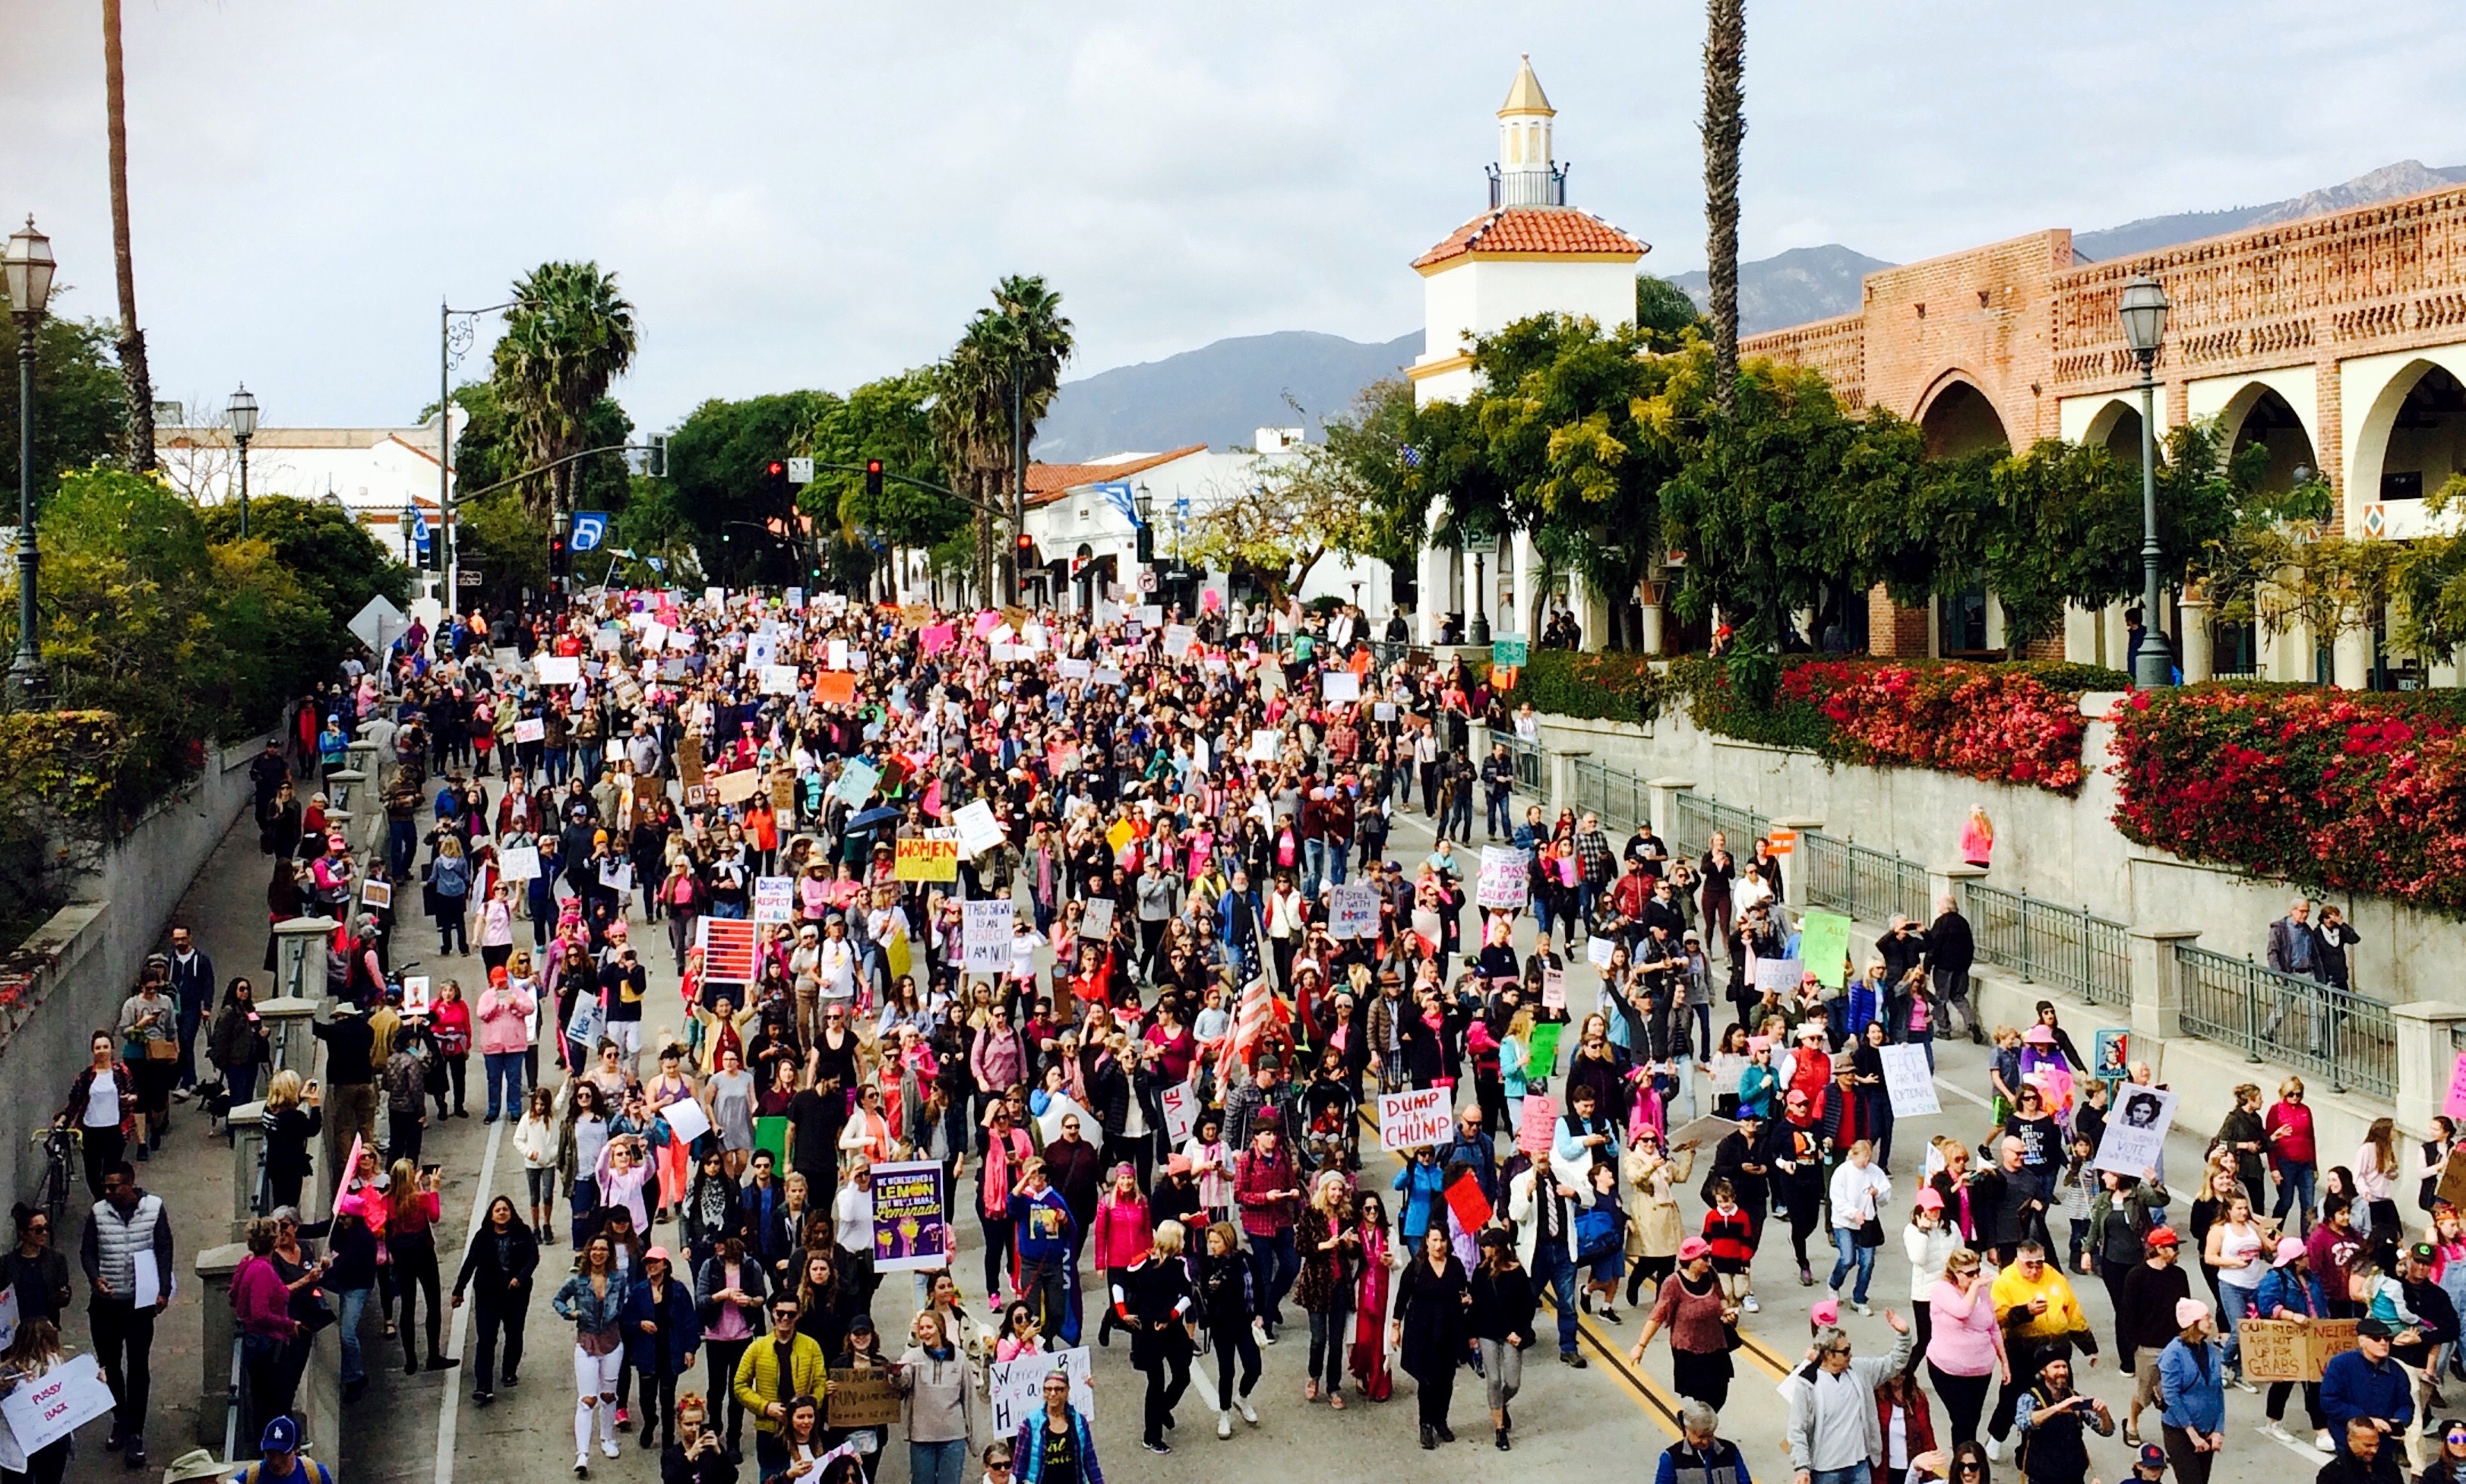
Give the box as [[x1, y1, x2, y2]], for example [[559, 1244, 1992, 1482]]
[[1393, 1146, 1448, 1248], [623, 1246, 703, 1454], [2322, 1318, 2414, 1459], [2255, 1236, 2331, 1449], [2156, 1299, 2227, 1484]]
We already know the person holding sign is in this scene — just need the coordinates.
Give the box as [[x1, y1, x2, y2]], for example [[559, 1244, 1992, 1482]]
[[1008, 1369, 1102, 1484], [0, 1318, 74, 1484]]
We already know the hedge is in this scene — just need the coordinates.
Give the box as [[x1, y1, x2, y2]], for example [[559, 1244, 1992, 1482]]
[[1506, 651, 2125, 794], [2110, 684, 2466, 914]]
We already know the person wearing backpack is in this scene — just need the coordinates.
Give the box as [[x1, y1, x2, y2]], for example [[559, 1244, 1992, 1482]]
[[228, 1416, 331, 1484]]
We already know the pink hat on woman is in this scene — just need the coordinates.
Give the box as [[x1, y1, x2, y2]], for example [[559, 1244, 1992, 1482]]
[[1677, 1237, 1712, 1262], [1810, 1298, 1839, 1326]]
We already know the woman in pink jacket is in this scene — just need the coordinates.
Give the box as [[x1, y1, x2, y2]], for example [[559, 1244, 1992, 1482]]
[[476, 965, 536, 1123], [1090, 1163, 1152, 1349], [1923, 1245, 2009, 1445]]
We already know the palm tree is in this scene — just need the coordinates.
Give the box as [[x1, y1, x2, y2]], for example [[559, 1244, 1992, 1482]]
[[1702, 0, 1747, 415], [103, 0, 155, 472], [932, 316, 1019, 601], [490, 261, 637, 520]]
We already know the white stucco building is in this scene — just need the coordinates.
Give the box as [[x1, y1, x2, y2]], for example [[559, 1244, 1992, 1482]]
[[156, 409, 463, 557], [1404, 56, 1647, 646]]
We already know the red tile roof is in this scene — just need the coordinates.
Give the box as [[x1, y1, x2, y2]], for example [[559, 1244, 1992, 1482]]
[[1024, 444, 1209, 508], [1412, 206, 1649, 270]]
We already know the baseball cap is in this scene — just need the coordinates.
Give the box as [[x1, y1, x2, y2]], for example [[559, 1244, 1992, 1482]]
[[2174, 1299, 2209, 1329], [2136, 1443, 2168, 1472], [1810, 1298, 1839, 1326], [1914, 1188, 1945, 1211], [2275, 1236, 2306, 1265], [261, 1416, 301, 1454], [645, 1246, 672, 1264], [1677, 1236, 1711, 1261], [2144, 1226, 2180, 1249]]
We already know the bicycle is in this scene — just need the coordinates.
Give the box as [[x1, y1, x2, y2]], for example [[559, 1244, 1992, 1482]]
[[33, 1122, 81, 1230]]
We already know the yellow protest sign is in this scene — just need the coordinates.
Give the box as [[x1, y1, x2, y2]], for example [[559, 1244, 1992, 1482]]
[[895, 838, 959, 882], [1105, 819, 1135, 853]]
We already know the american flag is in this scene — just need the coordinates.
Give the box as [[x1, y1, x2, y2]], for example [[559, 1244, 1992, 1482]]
[[1229, 974, 1289, 1068]]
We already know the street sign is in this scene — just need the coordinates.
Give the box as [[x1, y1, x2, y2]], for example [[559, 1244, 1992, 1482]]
[[786, 457, 814, 485], [571, 512, 609, 552], [457, 567, 483, 589], [1491, 634, 1529, 668], [1138, 569, 1158, 592]]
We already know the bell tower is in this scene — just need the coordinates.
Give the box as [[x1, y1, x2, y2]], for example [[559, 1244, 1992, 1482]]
[[1494, 55, 1560, 207]]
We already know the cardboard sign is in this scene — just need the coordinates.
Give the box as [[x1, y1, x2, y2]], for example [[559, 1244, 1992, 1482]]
[[1800, 910, 1853, 990], [360, 879, 392, 909], [963, 900, 1013, 972], [1080, 896, 1115, 939], [1476, 846, 1529, 908], [894, 838, 959, 882], [1516, 1092, 1559, 1155], [697, 917, 760, 984], [678, 734, 706, 788], [1328, 883, 1380, 939], [498, 845, 542, 883], [871, 1159, 953, 1272], [0, 1353, 115, 1457], [712, 769, 762, 806], [752, 876, 795, 924], [987, 1347, 1093, 1437], [1880, 1043, 1940, 1116], [2240, 1318, 2358, 1384], [1378, 1087, 1452, 1151], [826, 1369, 903, 1429]]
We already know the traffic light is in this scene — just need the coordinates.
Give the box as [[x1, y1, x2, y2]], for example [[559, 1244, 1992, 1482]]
[[865, 459, 884, 500], [647, 434, 668, 478], [1015, 532, 1035, 566], [1136, 521, 1154, 564], [549, 528, 569, 579], [763, 459, 788, 504]]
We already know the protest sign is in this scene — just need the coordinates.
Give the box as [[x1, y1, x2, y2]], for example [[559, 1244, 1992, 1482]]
[[1161, 1081, 1199, 1145], [1586, 934, 1615, 969], [1443, 1172, 1494, 1232], [1752, 957, 1805, 993], [712, 769, 762, 806], [1248, 729, 1279, 762], [1080, 897, 1115, 939], [565, 999, 605, 1050], [1799, 910, 1853, 989], [1665, 1114, 1742, 1152], [1105, 819, 1135, 854], [754, 1116, 788, 1169], [359, 879, 392, 909], [1880, 1044, 1941, 1116], [870, 1160, 953, 1272], [1374, 702, 1396, 722], [513, 717, 546, 744], [2444, 1051, 2466, 1122], [1541, 968, 1566, 1011], [1034, 1094, 1092, 1145], [814, 671, 858, 706], [1322, 671, 1361, 703], [963, 900, 1013, 971], [988, 1347, 1092, 1437], [498, 845, 541, 883], [752, 876, 795, 924], [760, 664, 801, 696], [1328, 883, 1380, 939], [2093, 1085, 2178, 1176], [953, 800, 1007, 857], [1090, 667, 1124, 687], [1378, 1088, 1452, 1151], [2240, 1318, 2357, 1384], [400, 976, 432, 1018], [831, 759, 880, 807], [659, 1098, 711, 1148], [0, 1286, 15, 1353], [1475, 846, 1529, 908], [598, 860, 635, 895], [0, 1354, 114, 1458], [895, 838, 959, 882], [534, 655, 582, 686], [1056, 658, 1091, 680], [826, 1370, 903, 1429], [1163, 624, 1197, 658], [2092, 1028, 2132, 1082], [697, 917, 760, 984], [1516, 1093, 1559, 1155], [1526, 1022, 1563, 1081]]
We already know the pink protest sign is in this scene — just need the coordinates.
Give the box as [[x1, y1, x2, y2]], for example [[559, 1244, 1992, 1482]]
[[918, 624, 954, 655], [1516, 1092, 1559, 1156], [971, 611, 1001, 639], [2444, 1051, 2466, 1121]]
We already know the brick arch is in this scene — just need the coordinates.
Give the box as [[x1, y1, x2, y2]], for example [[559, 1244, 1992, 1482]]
[[1914, 370, 2013, 459], [2346, 349, 2466, 515], [2214, 380, 2321, 491]]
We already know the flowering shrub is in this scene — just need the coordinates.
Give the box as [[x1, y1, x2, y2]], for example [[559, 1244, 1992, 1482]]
[[1777, 661, 2091, 791], [2110, 685, 2466, 913]]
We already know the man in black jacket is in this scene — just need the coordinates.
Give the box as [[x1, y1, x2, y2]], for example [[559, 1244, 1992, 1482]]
[[1927, 893, 1981, 1044]]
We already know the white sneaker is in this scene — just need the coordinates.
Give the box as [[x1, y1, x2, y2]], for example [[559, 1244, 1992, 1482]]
[[601, 1438, 620, 1459], [1853, 1302, 1873, 1316], [1742, 1295, 1760, 1313], [2316, 1432, 2336, 1454], [574, 1457, 590, 1478], [2263, 1423, 2294, 1445], [1984, 1439, 2003, 1463], [1218, 1413, 1233, 1440], [1239, 1397, 1260, 1426], [2231, 1375, 2258, 1394]]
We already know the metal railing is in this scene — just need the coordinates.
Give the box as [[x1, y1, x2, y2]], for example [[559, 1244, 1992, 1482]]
[[1963, 883, 2133, 1009], [1803, 832, 1931, 929], [1668, 789, 1770, 864], [2175, 942, 2396, 1097], [1488, 729, 1545, 797], [1570, 755, 1652, 834]]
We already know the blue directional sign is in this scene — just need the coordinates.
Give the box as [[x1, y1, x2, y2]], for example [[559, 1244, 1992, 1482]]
[[571, 511, 610, 552]]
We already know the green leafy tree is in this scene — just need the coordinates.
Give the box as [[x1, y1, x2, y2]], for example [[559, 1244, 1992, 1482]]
[[436, 380, 634, 517], [1635, 275, 1709, 352], [663, 392, 831, 584], [453, 489, 550, 608], [0, 308, 129, 505], [2393, 475, 2466, 659], [931, 278, 1073, 597], [198, 493, 409, 633], [489, 261, 637, 519]]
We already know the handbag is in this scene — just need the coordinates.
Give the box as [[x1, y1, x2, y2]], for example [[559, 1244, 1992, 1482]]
[[1852, 1216, 1885, 1249], [145, 1037, 179, 1062]]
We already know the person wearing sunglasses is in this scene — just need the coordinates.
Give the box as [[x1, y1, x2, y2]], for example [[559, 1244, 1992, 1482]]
[[0, 1205, 70, 1328], [2418, 1420, 2466, 1484]]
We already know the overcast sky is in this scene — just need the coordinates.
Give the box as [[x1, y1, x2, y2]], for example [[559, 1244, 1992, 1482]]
[[5, 1, 2460, 434]]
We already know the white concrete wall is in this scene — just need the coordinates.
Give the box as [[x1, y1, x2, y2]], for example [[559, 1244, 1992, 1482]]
[[1532, 700, 2461, 1005]]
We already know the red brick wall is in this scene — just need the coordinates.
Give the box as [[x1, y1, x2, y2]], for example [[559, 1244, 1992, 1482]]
[[1867, 585, 1930, 657]]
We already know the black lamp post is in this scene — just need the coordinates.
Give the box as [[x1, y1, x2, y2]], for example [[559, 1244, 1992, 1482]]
[[5, 216, 55, 705], [2119, 273, 2173, 689], [229, 383, 259, 538]]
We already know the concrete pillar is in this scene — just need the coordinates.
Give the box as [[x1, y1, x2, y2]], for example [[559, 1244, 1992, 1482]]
[[1569, 570, 1606, 653], [1772, 816, 1824, 911], [257, 995, 321, 1078], [2176, 595, 2212, 684], [320, 809, 352, 849], [196, 1242, 248, 1453], [1646, 777, 1697, 845], [229, 1100, 267, 1234], [1511, 531, 1535, 641], [1639, 602, 1665, 655], [1928, 862, 1989, 917], [2334, 629, 2373, 690], [269, 918, 340, 1005], [2392, 1002, 2466, 1139], [2128, 926, 2202, 1045], [1546, 747, 1592, 816], [1415, 542, 1452, 646], [322, 768, 366, 813], [2102, 603, 2129, 673]]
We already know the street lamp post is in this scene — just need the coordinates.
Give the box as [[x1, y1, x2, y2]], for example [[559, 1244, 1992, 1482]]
[[2118, 274, 2173, 689], [5, 216, 56, 706], [1468, 538, 1493, 646], [228, 383, 258, 538]]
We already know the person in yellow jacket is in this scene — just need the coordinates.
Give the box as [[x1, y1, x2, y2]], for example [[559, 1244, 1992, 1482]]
[[734, 1299, 828, 1477], [1986, 1239, 2100, 1461]]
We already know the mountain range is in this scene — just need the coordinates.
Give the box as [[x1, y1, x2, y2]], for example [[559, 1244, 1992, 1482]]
[[1033, 160, 2466, 459]]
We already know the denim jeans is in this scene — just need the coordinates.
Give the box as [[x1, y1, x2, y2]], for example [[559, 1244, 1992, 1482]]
[[2219, 1280, 2259, 1372], [1247, 1229, 1300, 1328], [2275, 1162, 2317, 1234], [1813, 1468, 1866, 1484], [909, 1439, 966, 1484], [1302, 839, 1326, 899], [483, 1052, 524, 1119], [1487, 792, 1514, 838], [1532, 1241, 1581, 1355], [1323, 838, 1349, 887], [336, 1286, 374, 1385], [1829, 1228, 1877, 1302]]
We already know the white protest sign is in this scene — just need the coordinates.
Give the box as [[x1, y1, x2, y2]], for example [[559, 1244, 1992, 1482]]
[[827, 639, 849, 671], [1248, 729, 1279, 763], [132, 1252, 162, 1309], [1377, 1087, 1453, 1151], [953, 800, 1007, 857], [598, 860, 635, 895], [1329, 883, 1380, 939], [400, 976, 432, 1018], [1080, 896, 1115, 939], [1475, 846, 1529, 908], [760, 664, 801, 696], [534, 655, 582, 686], [753, 876, 795, 924], [0, 1285, 18, 1352], [2095, 1085, 2178, 1176], [513, 717, 546, 744], [1586, 934, 1617, 969], [987, 1347, 1093, 1437], [1161, 1081, 1199, 1145], [1163, 624, 1197, 658], [1033, 1094, 1092, 1146], [498, 845, 542, 883], [1880, 1043, 1940, 1117], [660, 1097, 712, 1148], [0, 1353, 115, 1457], [1374, 702, 1397, 722], [1542, 968, 1567, 1011], [1056, 658, 1091, 681], [1322, 670, 1361, 703], [963, 900, 1014, 972], [1090, 667, 1124, 687]]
